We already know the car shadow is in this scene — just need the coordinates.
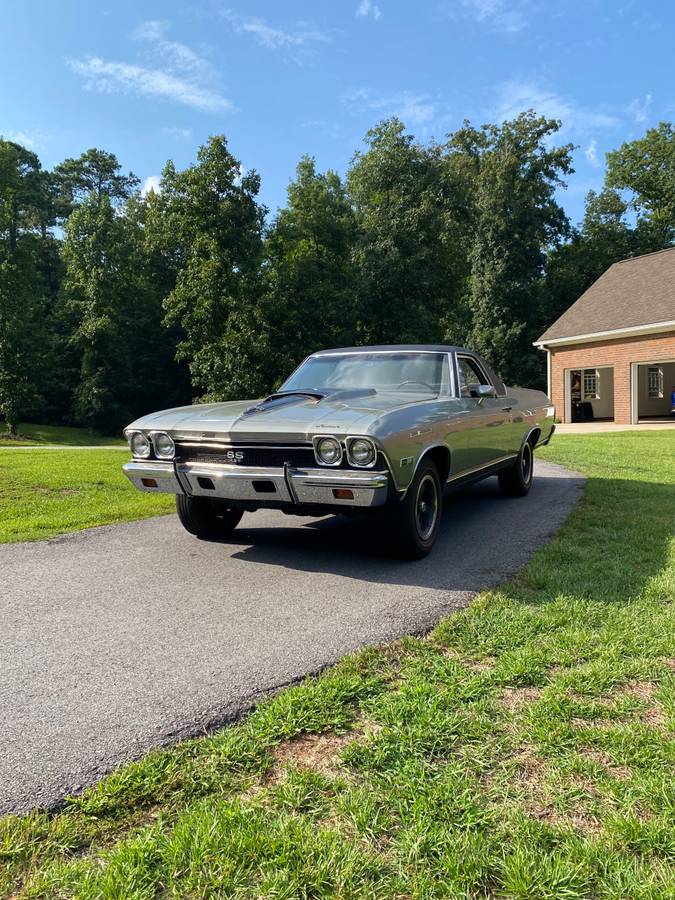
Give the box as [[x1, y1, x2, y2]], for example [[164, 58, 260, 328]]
[[203, 468, 587, 592]]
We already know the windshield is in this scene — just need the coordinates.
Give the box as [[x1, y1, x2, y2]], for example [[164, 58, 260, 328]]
[[281, 352, 449, 394]]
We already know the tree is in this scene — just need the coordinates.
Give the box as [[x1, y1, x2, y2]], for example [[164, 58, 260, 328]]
[[605, 122, 675, 245], [0, 140, 53, 432], [445, 113, 574, 385], [542, 121, 675, 338], [53, 148, 139, 218], [347, 119, 467, 345], [60, 194, 136, 430], [161, 136, 269, 401], [264, 157, 358, 381]]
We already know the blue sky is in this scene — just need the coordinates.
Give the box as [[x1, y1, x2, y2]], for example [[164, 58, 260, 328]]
[[2, 0, 673, 224]]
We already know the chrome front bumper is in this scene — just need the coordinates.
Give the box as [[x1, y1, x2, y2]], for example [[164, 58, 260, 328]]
[[123, 461, 389, 508]]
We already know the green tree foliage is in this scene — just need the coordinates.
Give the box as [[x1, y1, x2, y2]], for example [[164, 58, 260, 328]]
[[606, 122, 675, 243], [60, 192, 190, 432], [161, 136, 269, 401], [264, 157, 358, 381], [53, 148, 140, 219], [0, 140, 54, 432], [61, 194, 142, 431], [544, 125, 674, 335], [445, 114, 574, 385], [347, 120, 467, 345], [1, 118, 672, 432]]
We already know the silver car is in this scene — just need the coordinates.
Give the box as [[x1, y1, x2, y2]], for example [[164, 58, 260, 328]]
[[123, 345, 555, 558]]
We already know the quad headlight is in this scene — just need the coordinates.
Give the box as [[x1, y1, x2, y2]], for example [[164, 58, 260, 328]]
[[128, 431, 151, 459], [346, 437, 376, 468], [314, 436, 343, 466], [152, 431, 175, 460]]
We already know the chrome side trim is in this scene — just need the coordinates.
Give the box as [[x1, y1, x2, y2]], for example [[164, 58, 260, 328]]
[[541, 424, 556, 446], [446, 454, 517, 483], [522, 426, 542, 450], [174, 441, 312, 450], [400, 443, 452, 498]]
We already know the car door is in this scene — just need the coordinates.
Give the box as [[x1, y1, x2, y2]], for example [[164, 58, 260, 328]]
[[451, 354, 513, 473]]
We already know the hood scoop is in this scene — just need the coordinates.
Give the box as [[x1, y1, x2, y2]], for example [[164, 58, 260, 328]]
[[241, 387, 377, 417], [242, 390, 325, 416]]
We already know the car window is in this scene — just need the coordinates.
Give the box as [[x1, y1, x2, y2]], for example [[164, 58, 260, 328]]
[[282, 352, 449, 395], [457, 356, 491, 398]]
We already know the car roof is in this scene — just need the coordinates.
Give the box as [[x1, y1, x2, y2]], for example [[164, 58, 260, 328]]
[[312, 345, 472, 356]]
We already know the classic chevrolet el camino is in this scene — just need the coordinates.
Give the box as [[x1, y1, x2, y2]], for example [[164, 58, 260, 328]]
[[123, 346, 555, 558]]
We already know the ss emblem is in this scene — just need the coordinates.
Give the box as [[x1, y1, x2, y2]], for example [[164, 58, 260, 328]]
[[224, 450, 245, 462]]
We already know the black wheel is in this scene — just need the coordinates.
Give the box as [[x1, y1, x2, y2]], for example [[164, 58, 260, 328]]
[[175, 495, 243, 538], [498, 440, 534, 497], [388, 459, 442, 559]]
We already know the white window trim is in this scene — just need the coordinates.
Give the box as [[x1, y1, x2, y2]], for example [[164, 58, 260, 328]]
[[647, 366, 664, 399], [582, 369, 599, 401]]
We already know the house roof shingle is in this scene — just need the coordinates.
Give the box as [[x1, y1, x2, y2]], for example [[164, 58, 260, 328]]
[[537, 246, 675, 344]]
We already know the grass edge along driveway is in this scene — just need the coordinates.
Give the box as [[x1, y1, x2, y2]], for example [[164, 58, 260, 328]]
[[2, 431, 674, 899], [0, 423, 125, 447], [0, 448, 172, 543]]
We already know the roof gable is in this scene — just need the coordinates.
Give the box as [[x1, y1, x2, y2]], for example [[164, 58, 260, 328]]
[[537, 246, 675, 344]]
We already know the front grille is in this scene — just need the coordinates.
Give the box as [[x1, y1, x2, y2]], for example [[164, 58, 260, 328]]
[[176, 443, 316, 468], [175, 442, 385, 471]]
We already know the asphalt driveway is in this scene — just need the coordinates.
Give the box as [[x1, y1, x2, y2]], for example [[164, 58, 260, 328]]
[[1, 460, 584, 815]]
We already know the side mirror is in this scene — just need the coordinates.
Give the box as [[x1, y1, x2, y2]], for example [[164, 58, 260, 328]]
[[470, 384, 496, 399]]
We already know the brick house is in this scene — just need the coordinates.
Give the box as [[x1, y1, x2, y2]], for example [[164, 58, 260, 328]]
[[535, 247, 675, 425]]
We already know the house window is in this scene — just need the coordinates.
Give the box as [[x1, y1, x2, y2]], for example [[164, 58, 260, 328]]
[[583, 370, 599, 400], [647, 366, 663, 399]]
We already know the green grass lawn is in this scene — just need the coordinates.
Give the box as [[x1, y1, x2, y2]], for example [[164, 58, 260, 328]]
[[0, 423, 125, 446], [1, 432, 674, 898], [0, 449, 173, 543]]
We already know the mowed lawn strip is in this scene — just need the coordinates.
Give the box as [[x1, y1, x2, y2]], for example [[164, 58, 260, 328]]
[[0, 449, 172, 543], [0, 423, 125, 447], [1, 432, 674, 899]]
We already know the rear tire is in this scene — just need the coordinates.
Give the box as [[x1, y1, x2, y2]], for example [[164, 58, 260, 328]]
[[498, 440, 534, 497], [388, 459, 442, 559], [175, 495, 243, 538]]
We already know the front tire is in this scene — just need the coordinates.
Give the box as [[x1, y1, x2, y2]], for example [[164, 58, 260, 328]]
[[388, 460, 442, 559], [498, 440, 534, 497], [175, 495, 243, 539]]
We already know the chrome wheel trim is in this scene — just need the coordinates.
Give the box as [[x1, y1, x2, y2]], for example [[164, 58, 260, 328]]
[[521, 443, 533, 484], [415, 473, 438, 541]]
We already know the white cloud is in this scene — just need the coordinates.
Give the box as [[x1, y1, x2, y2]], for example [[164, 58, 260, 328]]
[[356, 0, 382, 21], [344, 88, 437, 126], [460, 0, 528, 34], [628, 93, 652, 123], [221, 10, 330, 54], [3, 129, 41, 149], [132, 20, 211, 77], [141, 175, 161, 196], [584, 139, 602, 168], [495, 80, 621, 133], [162, 126, 193, 139], [68, 22, 232, 113]]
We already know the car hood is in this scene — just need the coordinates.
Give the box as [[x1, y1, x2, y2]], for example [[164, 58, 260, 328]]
[[126, 390, 427, 441]]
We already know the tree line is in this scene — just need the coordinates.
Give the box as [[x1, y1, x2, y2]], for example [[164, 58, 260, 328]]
[[1, 115, 672, 434]]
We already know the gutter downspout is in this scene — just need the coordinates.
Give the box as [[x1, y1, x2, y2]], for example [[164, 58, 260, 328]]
[[534, 341, 551, 401]]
